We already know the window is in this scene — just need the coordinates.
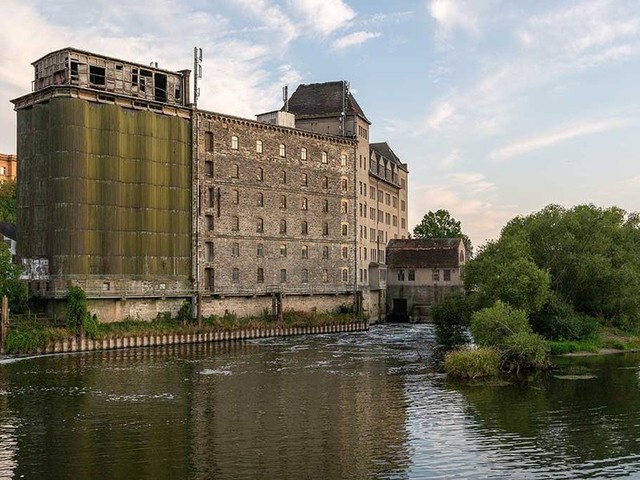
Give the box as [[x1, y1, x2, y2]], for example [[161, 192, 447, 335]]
[[341, 178, 348, 191], [256, 218, 263, 233], [398, 270, 405, 281], [370, 207, 376, 219], [257, 268, 264, 283], [280, 244, 287, 257], [322, 246, 329, 259], [257, 193, 263, 207], [232, 268, 240, 284], [323, 200, 329, 212], [401, 200, 406, 212], [401, 218, 406, 229], [232, 243, 239, 257], [432, 269, 440, 281], [231, 164, 239, 178], [301, 197, 308, 210], [280, 269, 287, 283], [205, 131, 213, 152], [256, 140, 263, 153], [279, 144, 286, 157], [341, 201, 348, 214], [205, 242, 214, 261], [342, 268, 348, 282], [372, 249, 377, 262], [281, 171, 287, 184], [257, 243, 264, 257], [370, 187, 375, 200], [444, 269, 451, 281], [342, 246, 348, 259], [378, 210, 383, 222], [408, 270, 415, 281], [322, 269, 329, 283], [205, 268, 214, 291], [301, 221, 308, 235], [205, 161, 213, 177], [257, 167, 264, 182], [322, 176, 328, 189], [301, 245, 308, 258], [341, 154, 347, 167], [301, 269, 309, 283], [232, 189, 239, 205], [393, 215, 398, 226], [364, 247, 367, 260], [206, 215, 214, 231], [378, 190, 384, 202], [231, 136, 238, 149], [370, 227, 375, 239], [385, 213, 391, 225], [386, 193, 391, 206], [341, 224, 348, 236], [393, 197, 398, 208], [231, 216, 239, 231], [321, 151, 328, 163], [301, 147, 307, 160], [208, 187, 214, 207], [89, 65, 106, 86], [280, 195, 287, 209], [323, 223, 329, 236], [280, 219, 287, 234], [302, 173, 308, 186]]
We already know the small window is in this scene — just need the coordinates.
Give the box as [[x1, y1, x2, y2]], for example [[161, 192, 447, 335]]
[[386, 193, 391, 206], [89, 65, 106, 86], [232, 268, 240, 284], [205, 268, 214, 290], [401, 218, 406, 229], [301, 197, 308, 210], [321, 151, 328, 164], [323, 200, 329, 213], [231, 136, 239, 149], [257, 167, 264, 182], [322, 269, 329, 283], [322, 176, 328, 189], [205, 161, 213, 177], [232, 243, 240, 257], [342, 268, 348, 282], [323, 223, 329, 236], [257, 243, 264, 257], [280, 219, 287, 234], [342, 246, 348, 259], [256, 140, 263, 153], [322, 246, 329, 259], [341, 201, 348, 214], [257, 268, 264, 283], [301, 221, 308, 235], [432, 269, 440, 281], [231, 189, 239, 205], [281, 171, 287, 184], [208, 187, 214, 208], [302, 245, 309, 258], [279, 144, 286, 157], [341, 178, 348, 191], [301, 148, 307, 160], [205, 131, 214, 152], [301, 269, 309, 283], [256, 218, 263, 233], [408, 270, 415, 281], [341, 224, 348, 236], [302, 173, 308, 186], [257, 193, 263, 207], [341, 154, 347, 167], [280, 195, 287, 209], [205, 242, 214, 261], [398, 270, 405, 281], [206, 215, 214, 231], [231, 216, 239, 231], [280, 269, 287, 283], [401, 200, 406, 212], [231, 164, 239, 178], [444, 269, 451, 281]]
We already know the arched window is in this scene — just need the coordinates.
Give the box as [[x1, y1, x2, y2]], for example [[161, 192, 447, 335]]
[[323, 223, 329, 236], [232, 268, 240, 283], [301, 245, 308, 258], [301, 269, 309, 283], [280, 269, 287, 283], [322, 176, 328, 189], [281, 171, 287, 184], [322, 269, 329, 283], [322, 246, 329, 259], [256, 140, 263, 153], [257, 243, 264, 257], [256, 218, 263, 233], [301, 221, 308, 235], [257, 192, 263, 207], [280, 219, 287, 234], [301, 147, 307, 160], [280, 195, 287, 209], [231, 136, 238, 149], [301, 197, 308, 210], [279, 144, 286, 157], [257, 268, 264, 283], [232, 189, 239, 204], [231, 164, 239, 178], [280, 244, 287, 257], [321, 151, 328, 163], [322, 200, 329, 212], [256, 167, 264, 181]]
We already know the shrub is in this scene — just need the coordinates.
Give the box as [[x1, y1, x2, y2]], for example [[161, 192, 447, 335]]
[[66, 286, 89, 333], [470, 301, 531, 348], [444, 347, 501, 379], [432, 292, 473, 348], [529, 292, 600, 341], [176, 300, 193, 323], [500, 331, 551, 373]]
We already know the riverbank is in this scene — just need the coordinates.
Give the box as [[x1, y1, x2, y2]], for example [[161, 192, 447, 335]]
[[550, 327, 640, 356]]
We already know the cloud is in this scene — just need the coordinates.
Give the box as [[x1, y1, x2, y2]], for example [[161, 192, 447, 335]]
[[489, 117, 630, 162], [428, 0, 486, 38], [332, 31, 381, 50], [230, 0, 299, 45], [289, 0, 356, 36]]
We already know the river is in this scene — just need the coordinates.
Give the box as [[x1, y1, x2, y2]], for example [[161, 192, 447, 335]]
[[0, 324, 639, 479]]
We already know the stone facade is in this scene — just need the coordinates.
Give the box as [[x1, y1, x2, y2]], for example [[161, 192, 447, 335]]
[[0, 154, 17, 181]]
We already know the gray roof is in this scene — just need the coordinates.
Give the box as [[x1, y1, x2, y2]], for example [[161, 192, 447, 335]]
[[386, 238, 464, 269], [0, 222, 16, 241], [370, 142, 407, 170], [285, 81, 370, 124]]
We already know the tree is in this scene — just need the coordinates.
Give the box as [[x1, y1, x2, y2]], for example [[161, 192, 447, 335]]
[[412, 209, 472, 255], [0, 243, 27, 312], [0, 179, 17, 224]]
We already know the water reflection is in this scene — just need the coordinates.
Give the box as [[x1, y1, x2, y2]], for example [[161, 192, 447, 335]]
[[2, 326, 640, 478]]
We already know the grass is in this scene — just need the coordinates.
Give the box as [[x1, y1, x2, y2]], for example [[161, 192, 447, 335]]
[[444, 347, 501, 379], [549, 326, 640, 355]]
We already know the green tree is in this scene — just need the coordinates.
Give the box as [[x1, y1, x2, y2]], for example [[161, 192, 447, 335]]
[[413, 209, 473, 255], [0, 243, 27, 312], [0, 179, 17, 224]]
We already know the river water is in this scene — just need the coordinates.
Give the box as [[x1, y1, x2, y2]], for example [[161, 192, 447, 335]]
[[1, 324, 640, 479]]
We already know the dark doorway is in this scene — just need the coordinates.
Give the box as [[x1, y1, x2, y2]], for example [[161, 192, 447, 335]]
[[154, 73, 167, 102], [388, 298, 409, 323]]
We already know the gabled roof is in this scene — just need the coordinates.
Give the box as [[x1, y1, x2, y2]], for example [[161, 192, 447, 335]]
[[370, 142, 407, 171], [0, 222, 16, 241], [285, 81, 370, 124], [386, 238, 463, 269]]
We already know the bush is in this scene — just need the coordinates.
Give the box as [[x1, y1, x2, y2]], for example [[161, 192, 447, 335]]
[[432, 292, 473, 348], [444, 347, 501, 379], [529, 292, 600, 341], [500, 331, 551, 373], [176, 300, 193, 323], [470, 301, 531, 348]]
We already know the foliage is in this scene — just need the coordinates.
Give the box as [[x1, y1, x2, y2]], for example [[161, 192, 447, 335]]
[[176, 300, 193, 323], [444, 347, 501, 379], [432, 292, 473, 348], [548, 339, 601, 355], [5, 326, 68, 354], [0, 179, 16, 224], [0, 243, 27, 313], [470, 301, 531, 348], [66, 286, 98, 338], [529, 292, 599, 341], [500, 331, 551, 373], [412, 209, 473, 255]]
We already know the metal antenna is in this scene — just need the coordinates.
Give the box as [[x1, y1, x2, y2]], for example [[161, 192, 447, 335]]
[[193, 47, 203, 107]]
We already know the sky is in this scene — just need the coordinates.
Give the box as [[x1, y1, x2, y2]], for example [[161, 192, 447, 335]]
[[1, 0, 640, 248]]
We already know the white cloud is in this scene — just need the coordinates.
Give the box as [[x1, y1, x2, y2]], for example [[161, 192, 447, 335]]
[[332, 31, 380, 50], [424, 101, 457, 130], [490, 118, 630, 162], [289, 0, 356, 36], [230, 0, 299, 45], [428, 0, 485, 38]]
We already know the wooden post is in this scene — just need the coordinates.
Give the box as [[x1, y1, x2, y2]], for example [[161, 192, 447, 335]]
[[1, 296, 8, 353]]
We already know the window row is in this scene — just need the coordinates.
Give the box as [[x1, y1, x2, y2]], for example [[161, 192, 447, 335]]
[[208, 216, 350, 236], [216, 267, 351, 285], [396, 269, 452, 282], [204, 242, 350, 260], [206, 190, 350, 213]]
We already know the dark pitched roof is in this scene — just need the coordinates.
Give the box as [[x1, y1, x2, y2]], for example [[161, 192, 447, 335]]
[[370, 142, 407, 170], [0, 222, 16, 241], [386, 238, 463, 269], [285, 81, 370, 124]]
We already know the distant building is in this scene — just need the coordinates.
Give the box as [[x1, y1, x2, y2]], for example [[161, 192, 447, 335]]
[[0, 154, 17, 181], [386, 238, 466, 321], [0, 222, 16, 262]]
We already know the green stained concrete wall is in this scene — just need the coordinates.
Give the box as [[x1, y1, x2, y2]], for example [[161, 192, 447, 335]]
[[17, 97, 191, 277]]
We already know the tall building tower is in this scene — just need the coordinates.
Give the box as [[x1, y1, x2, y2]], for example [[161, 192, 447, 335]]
[[11, 48, 193, 318], [286, 82, 409, 320]]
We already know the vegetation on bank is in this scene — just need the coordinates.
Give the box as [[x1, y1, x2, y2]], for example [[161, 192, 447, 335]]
[[436, 204, 640, 378], [4, 297, 366, 354]]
